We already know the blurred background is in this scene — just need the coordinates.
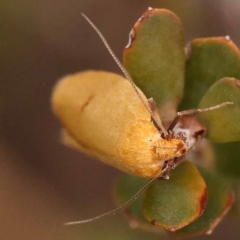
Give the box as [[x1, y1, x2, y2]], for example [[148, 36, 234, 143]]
[[1, 0, 240, 239]]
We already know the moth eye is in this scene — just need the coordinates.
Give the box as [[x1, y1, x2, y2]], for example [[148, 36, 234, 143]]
[[180, 149, 186, 154]]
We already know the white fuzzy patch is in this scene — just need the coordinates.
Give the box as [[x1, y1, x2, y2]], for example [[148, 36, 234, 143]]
[[173, 122, 197, 151]]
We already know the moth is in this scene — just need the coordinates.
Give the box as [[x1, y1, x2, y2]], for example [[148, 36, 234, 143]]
[[52, 13, 232, 225]]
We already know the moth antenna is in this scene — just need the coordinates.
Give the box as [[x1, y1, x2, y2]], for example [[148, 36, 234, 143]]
[[177, 102, 234, 116], [81, 13, 168, 136], [64, 172, 163, 226]]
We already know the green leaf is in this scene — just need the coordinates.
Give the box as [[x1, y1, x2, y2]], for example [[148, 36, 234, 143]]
[[114, 174, 164, 233], [214, 142, 240, 178], [142, 161, 207, 231], [180, 37, 240, 110], [114, 174, 148, 224], [198, 77, 240, 142], [171, 168, 234, 237], [123, 8, 185, 125]]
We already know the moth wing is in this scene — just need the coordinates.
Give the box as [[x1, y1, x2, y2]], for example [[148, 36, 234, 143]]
[[52, 71, 166, 177], [61, 128, 121, 166], [61, 128, 85, 151]]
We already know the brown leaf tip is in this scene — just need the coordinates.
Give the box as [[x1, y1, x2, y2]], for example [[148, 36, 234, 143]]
[[225, 191, 234, 211], [199, 187, 208, 216], [125, 28, 136, 49], [137, 7, 153, 22], [125, 7, 153, 49], [150, 219, 156, 225], [207, 191, 234, 234]]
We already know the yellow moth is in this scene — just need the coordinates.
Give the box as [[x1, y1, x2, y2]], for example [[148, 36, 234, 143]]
[[53, 70, 189, 178], [52, 13, 232, 225]]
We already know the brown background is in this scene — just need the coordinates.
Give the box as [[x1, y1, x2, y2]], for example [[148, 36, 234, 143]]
[[1, 0, 240, 239]]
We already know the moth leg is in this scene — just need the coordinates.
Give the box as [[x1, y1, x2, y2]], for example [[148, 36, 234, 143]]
[[161, 160, 175, 179], [149, 160, 176, 178], [148, 98, 164, 130], [161, 156, 186, 179], [161, 171, 170, 179]]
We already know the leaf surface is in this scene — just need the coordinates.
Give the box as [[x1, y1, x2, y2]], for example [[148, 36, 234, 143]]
[[198, 78, 240, 142], [180, 37, 240, 109], [172, 168, 234, 237], [123, 8, 185, 125], [142, 161, 207, 231]]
